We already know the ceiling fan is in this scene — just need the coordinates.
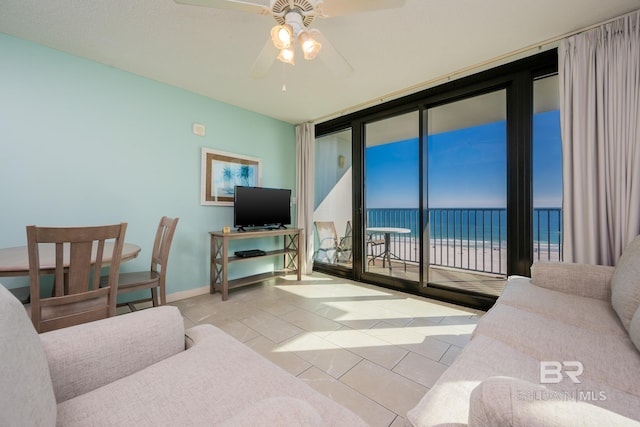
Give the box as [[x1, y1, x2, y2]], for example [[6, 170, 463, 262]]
[[174, 0, 406, 78]]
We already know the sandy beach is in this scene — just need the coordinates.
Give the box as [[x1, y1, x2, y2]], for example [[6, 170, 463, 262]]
[[384, 238, 561, 275]]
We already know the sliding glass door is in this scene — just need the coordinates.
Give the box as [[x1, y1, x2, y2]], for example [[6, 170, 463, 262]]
[[313, 51, 559, 309], [426, 90, 508, 296], [363, 111, 420, 283], [533, 74, 563, 263], [313, 129, 353, 271]]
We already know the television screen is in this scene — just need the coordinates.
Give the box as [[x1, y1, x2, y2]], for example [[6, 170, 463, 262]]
[[234, 186, 292, 230]]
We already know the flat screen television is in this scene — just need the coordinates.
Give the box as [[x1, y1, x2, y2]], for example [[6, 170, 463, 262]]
[[233, 186, 292, 231]]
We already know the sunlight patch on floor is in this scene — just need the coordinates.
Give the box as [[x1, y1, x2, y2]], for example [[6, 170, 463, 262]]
[[274, 283, 394, 299]]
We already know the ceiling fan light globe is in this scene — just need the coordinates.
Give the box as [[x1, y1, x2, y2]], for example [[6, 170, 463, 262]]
[[277, 47, 295, 65], [299, 31, 322, 60], [270, 24, 293, 49]]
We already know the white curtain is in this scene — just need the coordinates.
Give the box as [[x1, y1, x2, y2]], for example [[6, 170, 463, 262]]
[[559, 10, 640, 265], [296, 122, 315, 274]]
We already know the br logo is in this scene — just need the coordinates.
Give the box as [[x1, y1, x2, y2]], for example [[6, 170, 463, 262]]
[[539, 361, 584, 384]]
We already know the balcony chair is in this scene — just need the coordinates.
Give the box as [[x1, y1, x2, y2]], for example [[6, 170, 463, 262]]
[[314, 221, 351, 264], [26, 223, 127, 333], [366, 231, 385, 266], [340, 220, 353, 262], [102, 216, 178, 312]]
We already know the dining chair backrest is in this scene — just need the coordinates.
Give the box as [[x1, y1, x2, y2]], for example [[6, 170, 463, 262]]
[[103, 216, 178, 311], [27, 223, 127, 333], [150, 216, 179, 280]]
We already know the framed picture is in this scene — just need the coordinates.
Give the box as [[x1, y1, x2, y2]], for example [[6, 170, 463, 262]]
[[201, 148, 261, 206]]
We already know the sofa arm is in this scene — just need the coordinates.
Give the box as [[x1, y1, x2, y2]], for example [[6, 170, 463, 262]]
[[184, 323, 221, 349], [469, 376, 636, 427], [40, 306, 185, 403], [530, 262, 615, 301]]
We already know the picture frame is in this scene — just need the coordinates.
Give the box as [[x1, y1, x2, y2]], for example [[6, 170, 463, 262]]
[[200, 148, 261, 206]]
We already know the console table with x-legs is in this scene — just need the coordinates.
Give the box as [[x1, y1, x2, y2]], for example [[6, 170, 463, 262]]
[[209, 228, 303, 301]]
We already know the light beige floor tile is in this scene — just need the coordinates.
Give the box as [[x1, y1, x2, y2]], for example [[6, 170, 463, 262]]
[[249, 298, 298, 317], [312, 305, 381, 329], [321, 300, 414, 328], [367, 321, 452, 362], [440, 314, 481, 326], [175, 295, 255, 324], [298, 367, 396, 427], [439, 344, 464, 366], [279, 308, 343, 336], [393, 351, 448, 388], [244, 335, 311, 376], [182, 316, 196, 330], [368, 297, 448, 322], [240, 310, 304, 343], [323, 328, 409, 370], [214, 319, 261, 343], [276, 282, 394, 300], [341, 359, 427, 416], [278, 332, 362, 378], [406, 319, 476, 347]]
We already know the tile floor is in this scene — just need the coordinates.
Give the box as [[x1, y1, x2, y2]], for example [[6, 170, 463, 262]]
[[168, 273, 483, 427]]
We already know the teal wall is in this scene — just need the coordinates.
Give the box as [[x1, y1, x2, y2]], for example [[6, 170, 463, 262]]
[[0, 33, 296, 298]]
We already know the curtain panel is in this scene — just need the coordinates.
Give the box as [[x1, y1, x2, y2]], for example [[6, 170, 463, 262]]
[[559, 10, 640, 265], [296, 122, 315, 274]]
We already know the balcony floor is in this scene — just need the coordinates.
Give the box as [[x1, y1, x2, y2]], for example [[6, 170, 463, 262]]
[[334, 259, 507, 297]]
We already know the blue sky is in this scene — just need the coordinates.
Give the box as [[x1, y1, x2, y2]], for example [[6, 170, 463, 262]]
[[365, 110, 562, 209]]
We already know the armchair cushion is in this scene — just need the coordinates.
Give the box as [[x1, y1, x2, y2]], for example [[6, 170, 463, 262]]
[[611, 235, 640, 331], [0, 285, 57, 427], [40, 305, 185, 403]]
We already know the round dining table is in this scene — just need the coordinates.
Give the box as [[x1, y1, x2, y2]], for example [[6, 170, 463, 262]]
[[0, 243, 141, 303], [366, 227, 411, 270]]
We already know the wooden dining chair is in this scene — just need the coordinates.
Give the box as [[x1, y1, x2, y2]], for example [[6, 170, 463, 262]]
[[105, 216, 178, 311], [27, 223, 127, 333]]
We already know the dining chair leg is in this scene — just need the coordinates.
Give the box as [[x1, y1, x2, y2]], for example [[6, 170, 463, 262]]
[[151, 288, 159, 307]]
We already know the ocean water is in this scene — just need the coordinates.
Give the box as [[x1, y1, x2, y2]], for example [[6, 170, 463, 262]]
[[366, 208, 562, 247]]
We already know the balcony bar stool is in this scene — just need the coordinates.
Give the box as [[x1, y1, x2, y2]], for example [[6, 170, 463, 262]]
[[103, 216, 178, 312]]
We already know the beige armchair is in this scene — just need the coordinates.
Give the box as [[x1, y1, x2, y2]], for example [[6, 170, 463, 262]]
[[0, 285, 367, 426]]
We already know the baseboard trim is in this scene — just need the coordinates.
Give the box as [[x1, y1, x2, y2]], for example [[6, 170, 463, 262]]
[[166, 285, 210, 303]]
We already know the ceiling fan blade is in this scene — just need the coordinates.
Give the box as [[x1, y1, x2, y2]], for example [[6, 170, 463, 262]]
[[315, 0, 405, 17], [312, 29, 353, 78], [250, 37, 279, 79], [174, 0, 270, 15]]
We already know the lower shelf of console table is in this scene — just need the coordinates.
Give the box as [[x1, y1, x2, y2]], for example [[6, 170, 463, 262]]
[[209, 228, 303, 300]]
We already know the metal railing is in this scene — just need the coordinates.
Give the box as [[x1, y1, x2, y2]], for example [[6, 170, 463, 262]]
[[366, 208, 562, 275]]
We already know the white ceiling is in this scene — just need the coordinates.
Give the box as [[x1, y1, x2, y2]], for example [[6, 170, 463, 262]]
[[1, 0, 638, 124]]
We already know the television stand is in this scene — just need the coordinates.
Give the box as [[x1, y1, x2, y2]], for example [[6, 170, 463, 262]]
[[209, 228, 303, 301], [266, 224, 287, 230]]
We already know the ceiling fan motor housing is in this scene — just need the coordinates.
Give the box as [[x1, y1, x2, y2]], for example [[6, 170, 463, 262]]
[[272, 0, 316, 26]]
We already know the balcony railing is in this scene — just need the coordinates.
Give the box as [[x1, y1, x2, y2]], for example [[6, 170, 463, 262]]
[[366, 208, 562, 275]]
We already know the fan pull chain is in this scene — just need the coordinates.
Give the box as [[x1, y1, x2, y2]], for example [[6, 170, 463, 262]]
[[281, 62, 287, 92]]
